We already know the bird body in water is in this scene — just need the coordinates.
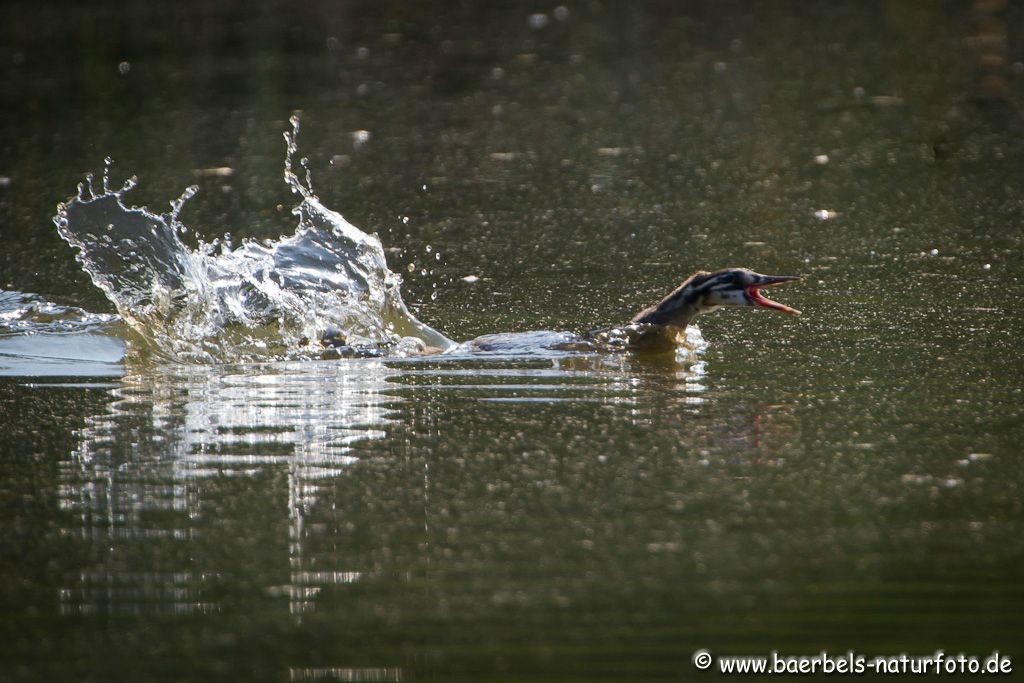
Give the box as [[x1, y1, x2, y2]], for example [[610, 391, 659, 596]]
[[322, 268, 800, 356]]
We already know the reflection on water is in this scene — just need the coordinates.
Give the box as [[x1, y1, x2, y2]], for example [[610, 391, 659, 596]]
[[59, 360, 391, 617], [56, 354, 710, 624], [14, 322, 1024, 680]]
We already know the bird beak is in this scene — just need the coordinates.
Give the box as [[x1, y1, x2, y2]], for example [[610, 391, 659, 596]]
[[745, 274, 801, 315]]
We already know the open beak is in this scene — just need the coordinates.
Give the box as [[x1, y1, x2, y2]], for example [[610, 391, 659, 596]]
[[745, 274, 801, 315]]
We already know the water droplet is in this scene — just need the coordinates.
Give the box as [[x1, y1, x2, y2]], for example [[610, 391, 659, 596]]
[[425, 245, 432, 253], [528, 13, 549, 29], [462, 275, 480, 283], [299, 156, 315, 193], [407, 263, 415, 273], [117, 61, 130, 75], [352, 130, 371, 147], [814, 154, 829, 165]]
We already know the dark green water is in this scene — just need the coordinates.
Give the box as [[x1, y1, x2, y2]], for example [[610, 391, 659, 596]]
[[2, 1, 1023, 680]]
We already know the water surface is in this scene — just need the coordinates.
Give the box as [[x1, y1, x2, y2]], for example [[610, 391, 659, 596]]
[[2, 1, 1023, 680]]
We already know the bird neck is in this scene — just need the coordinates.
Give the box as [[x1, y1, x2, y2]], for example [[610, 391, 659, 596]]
[[630, 284, 701, 329]]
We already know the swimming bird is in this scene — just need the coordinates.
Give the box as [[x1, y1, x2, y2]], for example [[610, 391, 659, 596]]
[[631, 268, 801, 326], [612, 267, 801, 352], [457, 267, 801, 355]]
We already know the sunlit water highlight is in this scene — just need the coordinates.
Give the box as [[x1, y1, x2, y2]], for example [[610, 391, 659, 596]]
[[0, 291, 125, 376]]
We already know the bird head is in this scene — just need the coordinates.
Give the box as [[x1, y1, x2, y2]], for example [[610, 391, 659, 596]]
[[695, 268, 801, 315], [631, 268, 801, 328]]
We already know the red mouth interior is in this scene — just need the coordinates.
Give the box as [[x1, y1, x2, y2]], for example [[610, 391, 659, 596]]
[[746, 285, 801, 315]]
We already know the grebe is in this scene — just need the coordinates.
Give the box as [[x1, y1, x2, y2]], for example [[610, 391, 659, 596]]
[[447, 268, 801, 356]]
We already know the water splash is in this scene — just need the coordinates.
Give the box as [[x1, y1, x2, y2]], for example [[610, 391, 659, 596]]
[[53, 116, 453, 363]]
